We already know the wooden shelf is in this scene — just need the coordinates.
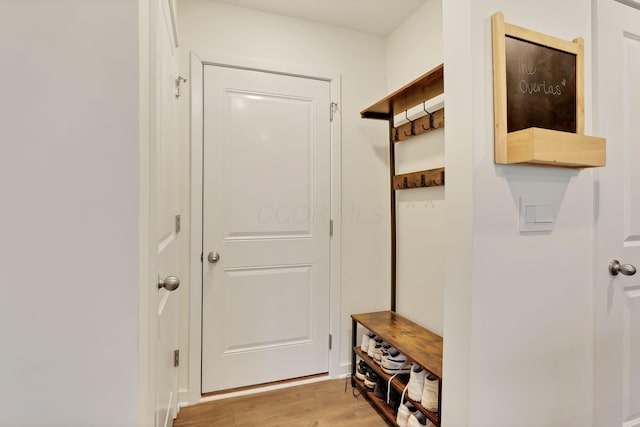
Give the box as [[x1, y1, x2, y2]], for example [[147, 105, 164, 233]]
[[497, 127, 606, 168], [352, 311, 443, 379], [393, 168, 444, 190], [354, 347, 440, 425], [361, 64, 444, 120]]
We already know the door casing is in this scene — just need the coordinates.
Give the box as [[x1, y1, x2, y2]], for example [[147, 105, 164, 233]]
[[187, 52, 342, 405]]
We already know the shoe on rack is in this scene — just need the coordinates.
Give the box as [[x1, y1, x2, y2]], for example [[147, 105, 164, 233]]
[[374, 376, 388, 400], [408, 363, 426, 402], [368, 337, 382, 358], [382, 341, 391, 357], [397, 382, 417, 427], [373, 342, 384, 365], [364, 370, 378, 391], [382, 348, 411, 374], [361, 332, 375, 352], [421, 374, 439, 412], [408, 411, 431, 426], [388, 387, 400, 408], [355, 359, 368, 381]]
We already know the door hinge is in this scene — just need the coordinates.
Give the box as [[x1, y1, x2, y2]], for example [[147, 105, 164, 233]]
[[330, 102, 338, 121], [329, 334, 333, 350], [174, 349, 180, 367], [175, 214, 181, 233], [200, 252, 203, 263], [330, 219, 334, 236]]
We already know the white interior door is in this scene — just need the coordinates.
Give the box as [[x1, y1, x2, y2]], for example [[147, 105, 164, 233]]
[[201, 65, 331, 393], [595, 1, 640, 425], [153, 0, 180, 425]]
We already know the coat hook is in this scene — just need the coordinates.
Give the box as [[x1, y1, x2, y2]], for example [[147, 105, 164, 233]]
[[420, 175, 426, 187], [175, 76, 188, 98], [403, 177, 408, 189], [421, 102, 433, 131], [403, 111, 416, 136]]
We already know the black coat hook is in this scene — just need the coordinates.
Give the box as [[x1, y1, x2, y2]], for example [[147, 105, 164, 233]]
[[421, 103, 433, 131]]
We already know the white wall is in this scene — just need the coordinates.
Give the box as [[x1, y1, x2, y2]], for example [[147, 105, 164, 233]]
[[443, 1, 594, 426], [177, 0, 390, 398], [0, 1, 140, 426], [386, 0, 445, 335]]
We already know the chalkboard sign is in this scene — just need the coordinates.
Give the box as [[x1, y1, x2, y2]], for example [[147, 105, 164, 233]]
[[505, 36, 577, 133], [492, 12, 586, 165]]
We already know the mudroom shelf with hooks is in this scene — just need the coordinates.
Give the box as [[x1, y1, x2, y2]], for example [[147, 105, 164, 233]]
[[354, 65, 445, 426], [360, 62, 446, 310]]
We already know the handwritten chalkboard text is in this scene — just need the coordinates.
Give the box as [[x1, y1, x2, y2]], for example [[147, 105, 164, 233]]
[[505, 36, 576, 133]]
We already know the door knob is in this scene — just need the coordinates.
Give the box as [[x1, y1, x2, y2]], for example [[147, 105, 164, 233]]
[[158, 275, 180, 291], [207, 251, 220, 263], [609, 260, 637, 276]]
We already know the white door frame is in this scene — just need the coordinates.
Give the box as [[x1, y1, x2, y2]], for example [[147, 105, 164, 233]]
[[187, 51, 342, 405], [139, 0, 182, 423]]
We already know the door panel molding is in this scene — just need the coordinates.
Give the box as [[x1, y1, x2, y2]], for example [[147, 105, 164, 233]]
[[187, 52, 342, 405], [616, 0, 640, 12]]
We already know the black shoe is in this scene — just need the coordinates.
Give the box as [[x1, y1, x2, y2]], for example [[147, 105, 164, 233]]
[[374, 376, 388, 400], [388, 387, 400, 408], [355, 359, 368, 381], [364, 370, 378, 391]]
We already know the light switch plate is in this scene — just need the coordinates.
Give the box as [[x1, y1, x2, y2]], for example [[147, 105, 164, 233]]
[[519, 195, 554, 232]]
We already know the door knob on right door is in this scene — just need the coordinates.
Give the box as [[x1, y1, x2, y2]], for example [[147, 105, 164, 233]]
[[158, 275, 180, 291], [609, 260, 637, 276]]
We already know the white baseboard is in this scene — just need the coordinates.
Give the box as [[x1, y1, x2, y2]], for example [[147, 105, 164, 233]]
[[178, 389, 190, 408], [337, 361, 352, 378], [197, 375, 332, 404]]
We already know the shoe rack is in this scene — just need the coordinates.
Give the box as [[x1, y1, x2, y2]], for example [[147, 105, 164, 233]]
[[351, 311, 443, 426]]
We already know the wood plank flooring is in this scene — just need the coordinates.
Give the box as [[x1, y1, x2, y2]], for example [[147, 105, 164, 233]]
[[174, 379, 391, 427]]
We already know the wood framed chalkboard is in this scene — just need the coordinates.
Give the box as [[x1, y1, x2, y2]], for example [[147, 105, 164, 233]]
[[491, 12, 602, 168], [505, 36, 577, 133]]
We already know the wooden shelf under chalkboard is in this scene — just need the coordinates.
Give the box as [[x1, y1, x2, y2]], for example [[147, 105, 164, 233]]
[[500, 128, 606, 168], [394, 168, 445, 190], [492, 13, 606, 169]]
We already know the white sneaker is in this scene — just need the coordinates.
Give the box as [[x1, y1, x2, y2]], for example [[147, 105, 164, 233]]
[[368, 337, 381, 358], [396, 400, 417, 427], [373, 342, 384, 365], [408, 411, 430, 426], [361, 332, 375, 352], [382, 348, 411, 374], [421, 375, 439, 412], [408, 363, 426, 402]]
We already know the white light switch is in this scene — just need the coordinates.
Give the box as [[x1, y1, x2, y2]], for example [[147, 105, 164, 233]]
[[535, 205, 554, 223], [520, 196, 554, 232]]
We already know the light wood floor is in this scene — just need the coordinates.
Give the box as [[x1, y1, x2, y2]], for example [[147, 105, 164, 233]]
[[174, 379, 391, 427]]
